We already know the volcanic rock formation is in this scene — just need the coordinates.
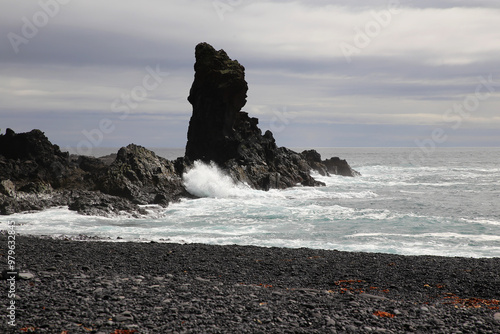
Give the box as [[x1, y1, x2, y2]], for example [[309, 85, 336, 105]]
[[0, 42, 359, 216], [185, 42, 358, 190], [0, 130, 187, 215]]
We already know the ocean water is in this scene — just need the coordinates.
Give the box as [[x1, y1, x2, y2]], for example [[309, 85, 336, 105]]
[[3, 147, 500, 258]]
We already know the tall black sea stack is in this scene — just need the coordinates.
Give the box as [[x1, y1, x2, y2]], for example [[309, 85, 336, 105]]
[[186, 42, 249, 163], [185, 42, 324, 190]]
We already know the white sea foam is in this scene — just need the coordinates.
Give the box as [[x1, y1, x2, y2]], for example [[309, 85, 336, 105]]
[[183, 161, 253, 198], [461, 218, 500, 226], [349, 232, 500, 241]]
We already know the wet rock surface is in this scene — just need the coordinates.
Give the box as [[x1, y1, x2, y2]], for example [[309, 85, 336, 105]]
[[0, 235, 499, 333]]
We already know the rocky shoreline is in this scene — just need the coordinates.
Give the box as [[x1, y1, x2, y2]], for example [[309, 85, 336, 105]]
[[1, 235, 499, 333], [1, 42, 359, 216]]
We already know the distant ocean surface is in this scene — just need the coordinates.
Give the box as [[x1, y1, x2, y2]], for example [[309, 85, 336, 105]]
[[5, 147, 500, 258]]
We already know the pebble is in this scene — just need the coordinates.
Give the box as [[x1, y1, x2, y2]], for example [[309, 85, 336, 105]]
[[114, 311, 134, 322], [18, 272, 35, 280], [359, 293, 389, 301], [346, 325, 358, 332], [195, 276, 210, 282]]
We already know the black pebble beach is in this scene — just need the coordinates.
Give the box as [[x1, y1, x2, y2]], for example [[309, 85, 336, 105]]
[[1, 235, 499, 333]]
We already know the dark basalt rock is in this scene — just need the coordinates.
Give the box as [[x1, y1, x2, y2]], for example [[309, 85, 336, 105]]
[[185, 42, 325, 190], [0, 193, 55, 215], [301, 150, 329, 177], [0, 131, 187, 215], [323, 157, 361, 177], [0, 128, 69, 214], [0, 128, 71, 188], [186, 42, 249, 163], [67, 190, 147, 216], [302, 149, 360, 177], [0, 189, 146, 216], [98, 144, 189, 205]]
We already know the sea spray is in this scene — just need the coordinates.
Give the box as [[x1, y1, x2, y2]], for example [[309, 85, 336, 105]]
[[182, 161, 251, 198]]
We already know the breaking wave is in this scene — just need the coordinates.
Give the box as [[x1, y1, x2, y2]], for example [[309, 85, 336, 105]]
[[182, 161, 251, 198]]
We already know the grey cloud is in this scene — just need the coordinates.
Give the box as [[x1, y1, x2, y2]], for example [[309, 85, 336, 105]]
[[1, 0, 499, 148], [1, 24, 193, 69], [244, 56, 500, 101]]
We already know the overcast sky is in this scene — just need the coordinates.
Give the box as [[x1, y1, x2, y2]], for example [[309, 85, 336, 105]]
[[1, 0, 499, 153]]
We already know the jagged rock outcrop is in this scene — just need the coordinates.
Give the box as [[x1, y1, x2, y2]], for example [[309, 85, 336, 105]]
[[185, 42, 324, 189], [0, 128, 71, 188], [0, 130, 187, 215], [185, 42, 358, 189], [0, 128, 67, 214], [323, 157, 361, 177], [98, 144, 189, 206], [302, 150, 360, 177], [301, 150, 329, 176]]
